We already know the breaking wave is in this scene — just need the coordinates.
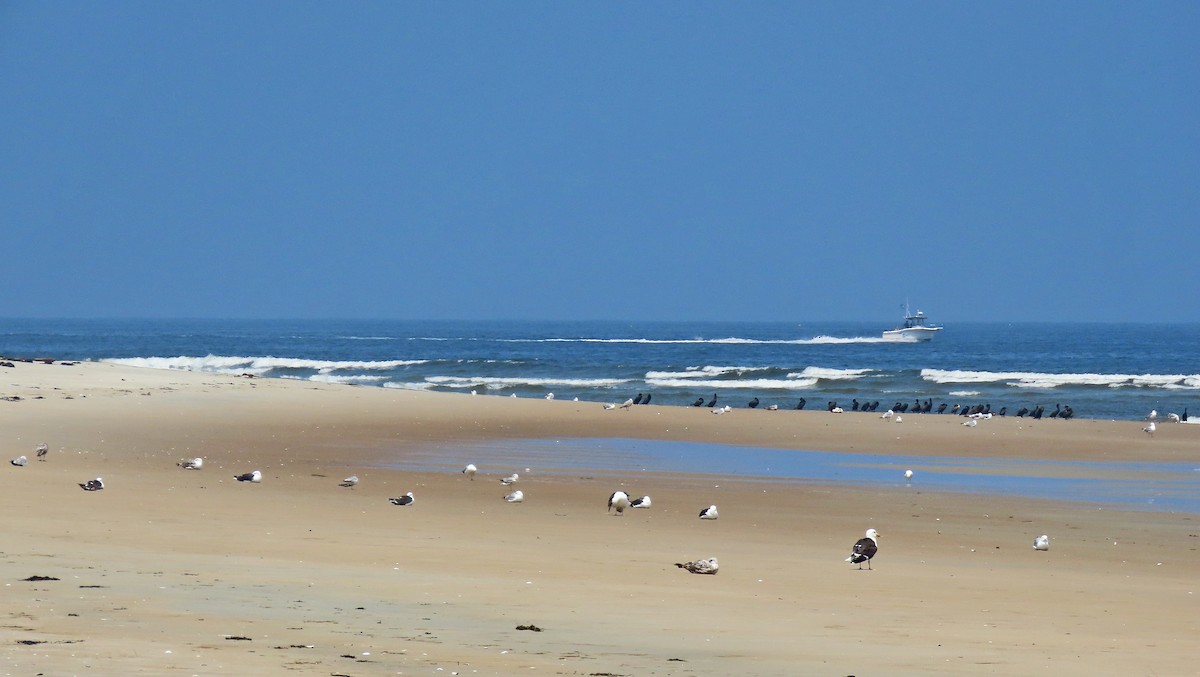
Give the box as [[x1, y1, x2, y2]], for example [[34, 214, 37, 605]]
[[922, 369, 1200, 390], [105, 355, 429, 376]]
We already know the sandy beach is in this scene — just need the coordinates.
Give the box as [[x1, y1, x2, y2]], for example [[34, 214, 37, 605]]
[[2, 360, 1198, 676]]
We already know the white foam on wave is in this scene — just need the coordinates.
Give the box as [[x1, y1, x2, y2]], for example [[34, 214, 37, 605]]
[[644, 365, 767, 379], [948, 390, 982, 397], [303, 374, 390, 385], [423, 376, 630, 389], [645, 377, 819, 390], [644, 365, 875, 381], [105, 355, 429, 375], [796, 366, 877, 380], [383, 381, 436, 390], [923, 369, 1200, 390]]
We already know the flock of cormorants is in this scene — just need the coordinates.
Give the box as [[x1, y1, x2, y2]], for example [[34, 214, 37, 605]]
[[671, 393, 1078, 418]]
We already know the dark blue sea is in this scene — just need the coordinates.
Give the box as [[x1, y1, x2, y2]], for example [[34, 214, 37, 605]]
[[2, 319, 1197, 423]]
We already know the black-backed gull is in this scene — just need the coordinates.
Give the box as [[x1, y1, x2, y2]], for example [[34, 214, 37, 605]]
[[846, 528, 879, 569], [79, 477, 105, 491], [608, 490, 631, 515]]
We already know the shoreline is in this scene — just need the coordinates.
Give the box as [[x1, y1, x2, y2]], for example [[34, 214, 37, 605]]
[[2, 360, 1198, 675]]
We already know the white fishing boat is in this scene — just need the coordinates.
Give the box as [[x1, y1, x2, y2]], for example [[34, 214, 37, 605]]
[[882, 304, 941, 342]]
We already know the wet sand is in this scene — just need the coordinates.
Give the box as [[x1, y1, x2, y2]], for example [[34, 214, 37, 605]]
[[1, 360, 1198, 675]]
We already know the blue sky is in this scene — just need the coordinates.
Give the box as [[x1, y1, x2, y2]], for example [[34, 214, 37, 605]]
[[2, 2, 1196, 322]]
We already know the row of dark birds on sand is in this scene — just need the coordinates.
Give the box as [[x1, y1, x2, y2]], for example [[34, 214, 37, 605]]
[[675, 393, 1079, 419]]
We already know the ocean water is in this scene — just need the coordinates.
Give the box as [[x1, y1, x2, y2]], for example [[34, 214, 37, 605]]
[[2, 318, 1197, 423]]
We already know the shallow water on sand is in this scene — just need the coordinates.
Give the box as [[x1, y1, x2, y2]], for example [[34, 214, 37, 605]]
[[392, 437, 1200, 513]]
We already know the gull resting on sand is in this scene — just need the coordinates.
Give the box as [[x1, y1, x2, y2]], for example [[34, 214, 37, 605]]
[[675, 557, 719, 575]]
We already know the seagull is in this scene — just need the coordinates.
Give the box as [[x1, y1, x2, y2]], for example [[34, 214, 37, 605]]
[[462, 463, 477, 479], [1146, 409, 1158, 421], [831, 407, 844, 414], [1142, 421, 1156, 436], [630, 495, 652, 509], [675, 557, 719, 575], [765, 404, 779, 411], [603, 402, 617, 410], [79, 477, 105, 491], [608, 490, 632, 515], [962, 419, 977, 427], [1167, 412, 1181, 423], [904, 469, 914, 482], [234, 470, 262, 483], [699, 505, 718, 520], [35, 442, 48, 460], [846, 528, 879, 570], [389, 492, 415, 506], [340, 475, 359, 488], [1033, 534, 1050, 551], [500, 473, 520, 485], [178, 457, 203, 470], [545, 392, 555, 400], [619, 398, 635, 409], [881, 409, 894, 419], [11, 455, 28, 467], [504, 489, 524, 503]]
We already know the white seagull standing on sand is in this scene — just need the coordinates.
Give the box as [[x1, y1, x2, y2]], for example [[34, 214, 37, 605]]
[[630, 495, 652, 509], [340, 475, 359, 488], [500, 473, 520, 485], [389, 492, 415, 506], [608, 490, 632, 515], [904, 469, 914, 482], [846, 528, 879, 570], [504, 489, 524, 503], [545, 392, 555, 400], [178, 457, 203, 470], [699, 505, 719, 520], [962, 419, 977, 427], [619, 398, 635, 409], [1033, 534, 1050, 551], [79, 477, 105, 491], [234, 470, 262, 483], [881, 409, 894, 419], [1146, 409, 1158, 421], [11, 455, 28, 467], [1142, 421, 1156, 436], [35, 442, 49, 461], [462, 463, 477, 480], [675, 557, 719, 575]]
